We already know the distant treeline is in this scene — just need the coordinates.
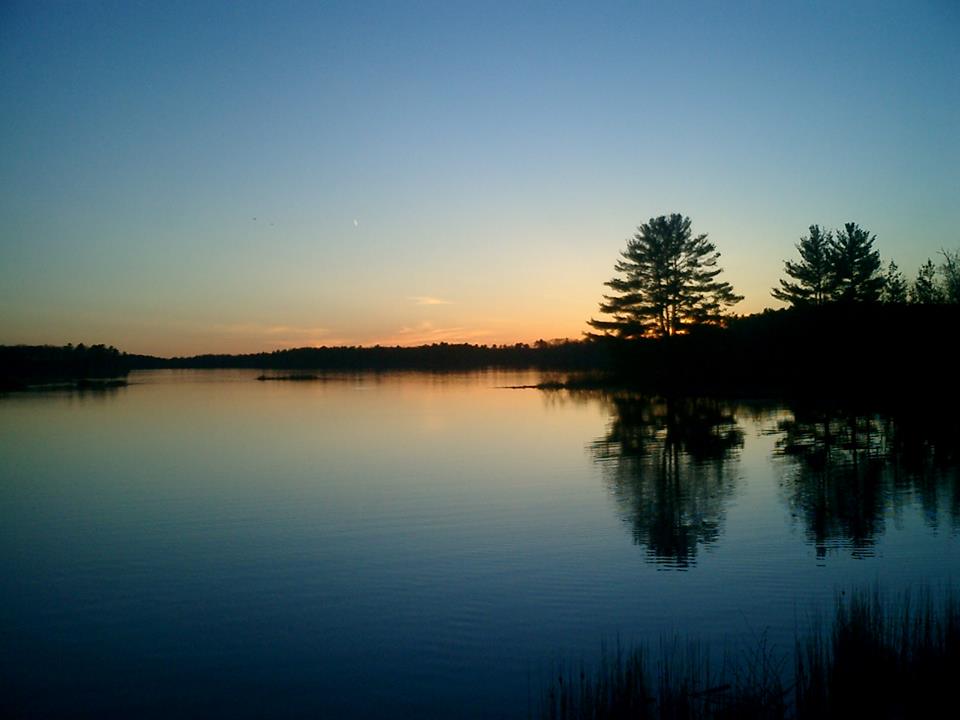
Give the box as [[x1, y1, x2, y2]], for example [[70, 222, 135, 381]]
[[129, 338, 609, 371], [0, 343, 128, 390], [3, 304, 958, 394], [0, 339, 610, 389]]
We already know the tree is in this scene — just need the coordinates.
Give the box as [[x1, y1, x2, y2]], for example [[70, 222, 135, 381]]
[[880, 260, 908, 303], [588, 213, 742, 339], [911, 259, 943, 304], [771, 225, 833, 306], [828, 222, 884, 302], [940, 249, 960, 304]]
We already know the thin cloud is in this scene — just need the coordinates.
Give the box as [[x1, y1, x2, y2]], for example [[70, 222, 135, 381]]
[[409, 296, 453, 306], [207, 323, 340, 348], [375, 321, 492, 346], [211, 323, 329, 337]]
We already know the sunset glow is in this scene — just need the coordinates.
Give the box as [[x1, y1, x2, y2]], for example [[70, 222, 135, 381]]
[[1, 2, 957, 356]]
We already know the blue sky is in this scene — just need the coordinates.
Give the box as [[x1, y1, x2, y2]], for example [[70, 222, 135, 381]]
[[1, 1, 958, 354]]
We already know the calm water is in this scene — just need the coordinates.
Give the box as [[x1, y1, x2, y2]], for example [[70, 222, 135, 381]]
[[2, 370, 958, 718]]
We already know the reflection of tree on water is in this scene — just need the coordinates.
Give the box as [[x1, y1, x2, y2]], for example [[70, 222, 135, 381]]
[[883, 407, 960, 528], [773, 404, 960, 559], [590, 395, 744, 568], [774, 409, 887, 558]]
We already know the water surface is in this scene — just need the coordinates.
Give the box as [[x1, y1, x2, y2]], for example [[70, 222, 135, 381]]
[[2, 370, 958, 717]]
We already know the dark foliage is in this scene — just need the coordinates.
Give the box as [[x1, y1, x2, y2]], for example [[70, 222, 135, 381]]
[[773, 223, 897, 307], [941, 249, 960, 304], [7, 305, 957, 397], [142, 340, 612, 372], [880, 261, 908, 303], [772, 225, 833, 306], [589, 214, 742, 338], [0, 341, 615, 387], [583, 304, 960, 398], [0, 343, 128, 390], [910, 259, 943, 304], [827, 223, 884, 302]]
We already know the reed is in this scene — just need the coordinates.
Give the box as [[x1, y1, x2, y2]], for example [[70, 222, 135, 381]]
[[541, 587, 960, 719]]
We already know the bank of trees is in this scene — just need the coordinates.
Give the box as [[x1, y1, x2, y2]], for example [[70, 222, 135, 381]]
[[589, 213, 959, 342], [772, 223, 959, 307]]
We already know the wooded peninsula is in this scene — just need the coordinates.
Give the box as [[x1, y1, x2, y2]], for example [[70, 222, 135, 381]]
[[3, 214, 958, 397]]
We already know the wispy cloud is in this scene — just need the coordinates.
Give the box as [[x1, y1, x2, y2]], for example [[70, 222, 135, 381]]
[[211, 323, 329, 336], [374, 321, 492, 346], [207, 323, 342, 348], [409, 296, 453, 306]]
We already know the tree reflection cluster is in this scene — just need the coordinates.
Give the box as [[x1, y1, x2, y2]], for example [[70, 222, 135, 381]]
[[774, 404, 960, 559], [589, 394, 743, 568], [580, 392, 960, 567]]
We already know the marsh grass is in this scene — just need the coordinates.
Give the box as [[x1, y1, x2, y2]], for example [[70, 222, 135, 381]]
[[796, 587, 960, 719], [542, 588, 960, 719], [543, 635, 786, 720]]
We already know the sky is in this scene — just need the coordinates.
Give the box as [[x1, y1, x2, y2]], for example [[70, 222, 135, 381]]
[[1, 1, 958, 356]]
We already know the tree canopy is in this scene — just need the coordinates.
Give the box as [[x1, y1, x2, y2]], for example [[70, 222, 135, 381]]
[[829, 222, 884, 302], [880, 261, 908, 303], [588, 214, 742, 339], [773, 222, 885, 306], [771, 225, 833, 306], [941, 249, 960, 304], [911, 259, 943, 304]]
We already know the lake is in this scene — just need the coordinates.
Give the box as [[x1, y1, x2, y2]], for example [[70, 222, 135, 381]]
[[2, 369, 958, 718]]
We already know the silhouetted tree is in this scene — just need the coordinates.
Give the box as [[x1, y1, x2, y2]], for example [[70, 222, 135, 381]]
[[880, 260, 908, 303], [771, 225, 834, 306], [588, 214, 742, 339], [911, 259, 944, 304], [941, 249, 960, 304], [827, 223, 884, 302]]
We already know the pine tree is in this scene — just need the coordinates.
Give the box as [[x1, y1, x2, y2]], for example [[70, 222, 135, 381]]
[[940, 249, 960, 304], [588, 214, 742, 339], [771, 225, 833, 306], [828, 223, 884, 302], [880, 260, 908, 303], [911, 259, 944, 304]]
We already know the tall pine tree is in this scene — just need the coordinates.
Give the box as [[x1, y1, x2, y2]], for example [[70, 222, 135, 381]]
[[941, 249, 960, 304], [911, 259, 944, 304], [880, 260, 908, 303], [588, 214, 742, 339], [827, 223, 884, 302], [771, 225, 833, 306]]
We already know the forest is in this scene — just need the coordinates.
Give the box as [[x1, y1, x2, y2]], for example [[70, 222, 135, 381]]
[[3, 214, 958, 396]]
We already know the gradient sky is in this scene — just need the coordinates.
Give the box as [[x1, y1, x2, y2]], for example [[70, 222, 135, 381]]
[[1, 1, 958, 356]]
